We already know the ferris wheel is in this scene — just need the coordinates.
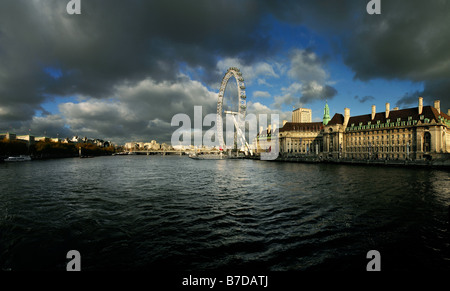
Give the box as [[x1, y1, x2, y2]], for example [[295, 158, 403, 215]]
[[216, 67, 252, 155]]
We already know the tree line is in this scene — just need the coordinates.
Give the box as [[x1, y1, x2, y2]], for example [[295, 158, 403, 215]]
[[0, 139, 115, 158]]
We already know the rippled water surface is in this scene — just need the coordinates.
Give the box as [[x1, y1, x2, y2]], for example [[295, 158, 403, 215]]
[[1, 156, 449, 271]]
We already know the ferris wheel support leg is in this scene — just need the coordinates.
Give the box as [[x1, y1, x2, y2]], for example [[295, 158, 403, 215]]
[[229, 114, 253, 156]]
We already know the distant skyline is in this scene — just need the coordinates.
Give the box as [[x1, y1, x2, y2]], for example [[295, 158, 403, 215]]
[[0, 0, 449, 144]]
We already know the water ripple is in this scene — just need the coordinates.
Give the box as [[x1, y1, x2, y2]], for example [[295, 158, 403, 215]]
[[0, 156, 449, 271]]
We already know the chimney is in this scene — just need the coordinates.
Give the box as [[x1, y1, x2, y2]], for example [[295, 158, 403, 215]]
[[371, 105, 376, 120], [434, 100, 440, 114], [393, 107, 399, 111], [448, 109, 450, 116], [418, 97, 423, 115], [283, 120, 287, 127], [344, 108, 350, 127], [385, 103, 390, 119]]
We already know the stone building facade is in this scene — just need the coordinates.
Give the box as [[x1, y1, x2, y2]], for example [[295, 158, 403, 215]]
[[273, 97, 450, 161], [279, 122, 323, 155], [323, 98, 450, 160]]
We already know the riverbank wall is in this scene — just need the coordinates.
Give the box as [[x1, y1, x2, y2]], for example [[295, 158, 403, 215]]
[[250, 154, 450, 169]]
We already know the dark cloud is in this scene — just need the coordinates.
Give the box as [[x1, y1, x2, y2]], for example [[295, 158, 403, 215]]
[[0, 1, 268, 118], [300, 83, 337, 104], [396, 92, 419, 108], [344, 1, 450, 81], [396, 80, 450, 111], [340, 0, 450, 109], [354, 95, 375, 103], [0, 0, 357, 105], [1, 0, 449, 143], [56, 75, 218, 144], [267, 0, 450, 111]]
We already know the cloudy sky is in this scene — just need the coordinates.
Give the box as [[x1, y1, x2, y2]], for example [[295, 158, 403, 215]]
[[1, 0, 449, 144]]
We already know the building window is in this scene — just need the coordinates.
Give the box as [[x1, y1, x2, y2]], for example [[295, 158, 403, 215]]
[[423, 132, 431, 152]]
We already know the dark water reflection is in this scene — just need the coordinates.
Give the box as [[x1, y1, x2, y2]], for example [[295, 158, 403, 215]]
[[0, 156, 449, 271]]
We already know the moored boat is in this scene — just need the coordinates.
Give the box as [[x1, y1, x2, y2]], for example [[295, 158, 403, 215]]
[[4, 155, 32, 162]]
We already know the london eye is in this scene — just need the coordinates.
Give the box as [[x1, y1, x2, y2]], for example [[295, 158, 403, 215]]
[[216, 67, 251, 155]]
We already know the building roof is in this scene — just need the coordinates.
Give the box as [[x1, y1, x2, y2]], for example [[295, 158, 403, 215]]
[[327, 113, 344, 125], [280, 122, 323, 132], [328, 106, 450, 126], [351, 106, 449, 125], [293, 107, 312, 112]]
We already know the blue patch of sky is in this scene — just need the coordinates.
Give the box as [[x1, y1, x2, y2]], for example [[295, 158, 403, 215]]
[[43, 66, 63, 79], [248, 16, 337, 114], [259, 14, 329, 54], [38, 95, 80, 117], [328, 57, 425, 117]]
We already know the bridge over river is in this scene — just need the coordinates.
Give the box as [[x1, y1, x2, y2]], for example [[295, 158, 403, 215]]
[[118, 150, 221, 156]]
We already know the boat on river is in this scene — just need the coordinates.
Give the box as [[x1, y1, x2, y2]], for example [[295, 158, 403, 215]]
[[4, 155, 32, 162], [189, 153, 226, 160]]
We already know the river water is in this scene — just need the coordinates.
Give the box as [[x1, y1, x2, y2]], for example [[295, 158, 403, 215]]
[[0, 155, 449, 271]]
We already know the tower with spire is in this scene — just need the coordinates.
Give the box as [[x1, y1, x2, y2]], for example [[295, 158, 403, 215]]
[[323, 102, 331, 125]]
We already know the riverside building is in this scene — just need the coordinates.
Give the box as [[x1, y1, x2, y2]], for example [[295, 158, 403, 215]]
[[279, 121, 324, 155], [277, 103, 330, 155], [323, 98, 450, 160], [275, 97, 450, 161]]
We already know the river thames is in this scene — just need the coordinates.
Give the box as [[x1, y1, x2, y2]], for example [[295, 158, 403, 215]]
[[0, 155, 449, 271]]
